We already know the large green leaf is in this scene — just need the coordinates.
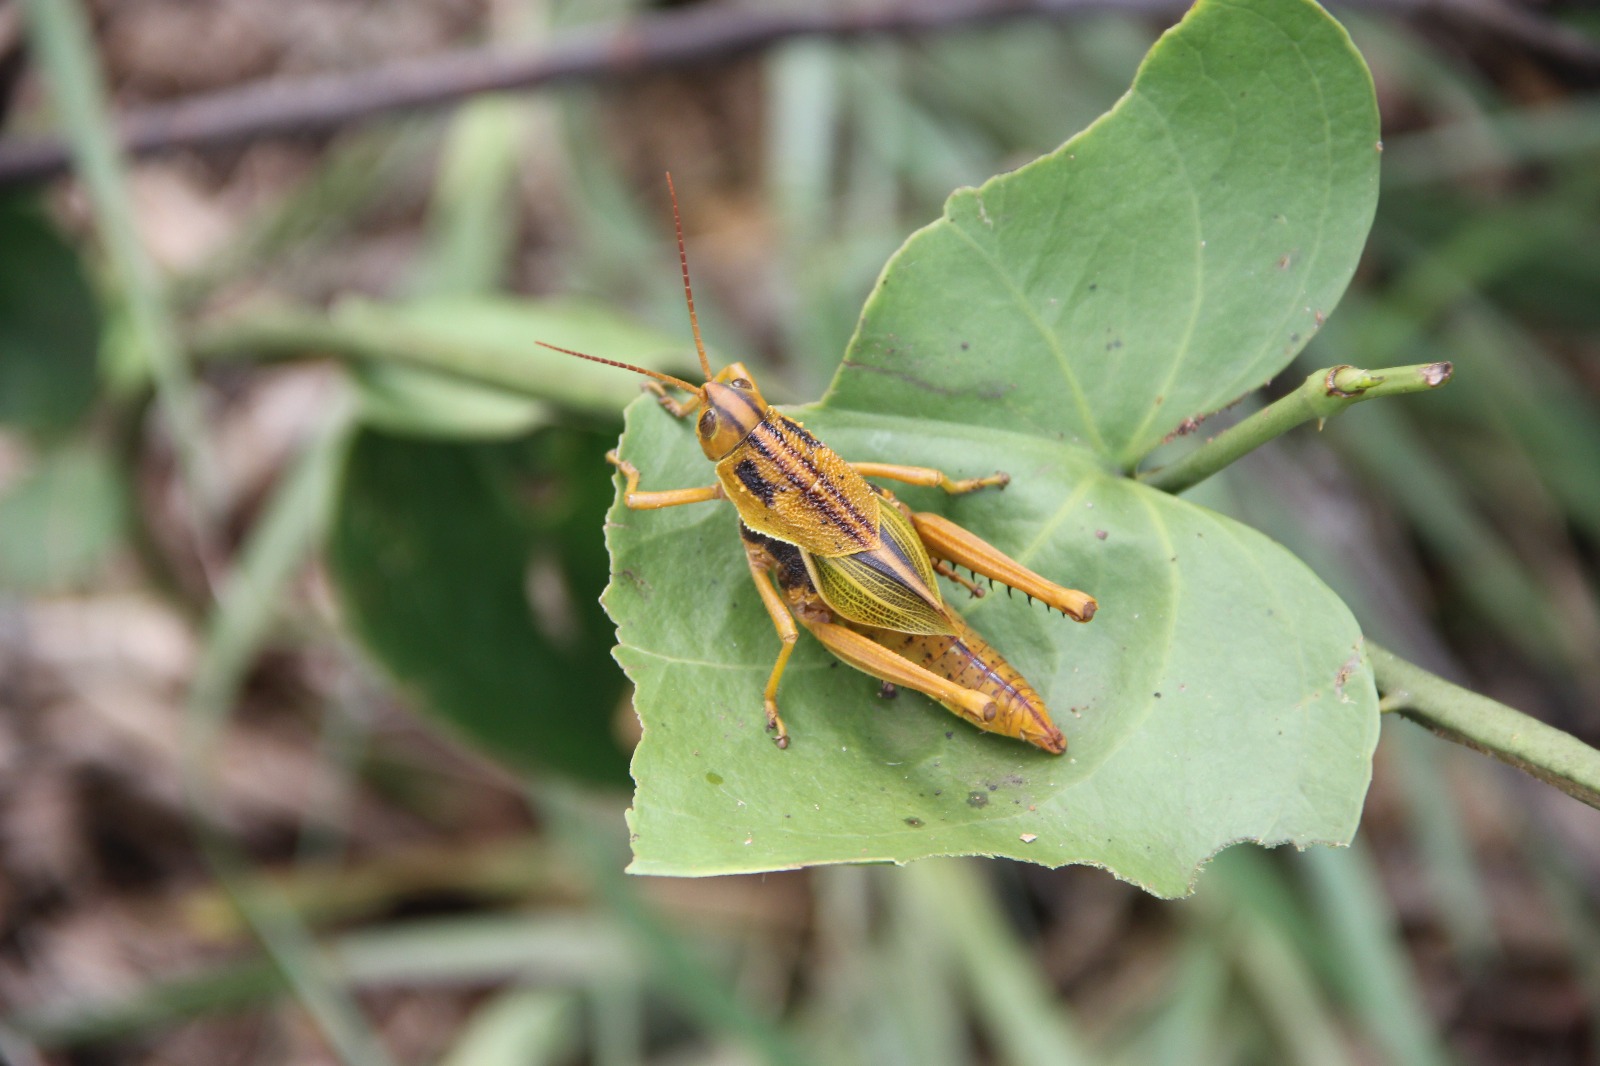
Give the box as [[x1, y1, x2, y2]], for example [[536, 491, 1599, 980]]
[[613, 0, 1381, 894], [826, 0, 1380, 469]]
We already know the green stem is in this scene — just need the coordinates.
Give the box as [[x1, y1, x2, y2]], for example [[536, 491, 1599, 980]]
[[20, 0, 218, 518], [1139, 363, 1454, 495], [1370, 643, 1600, 810], [12, 913, 638, 1049], [182, 403, 398, 1066]]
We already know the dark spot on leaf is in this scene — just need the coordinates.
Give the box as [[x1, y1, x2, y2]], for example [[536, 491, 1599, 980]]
[[1096, 530, 1108, 540], [904, 817, 925, 828], [967, 792, 988, 808], [706, 772, 724, 785]]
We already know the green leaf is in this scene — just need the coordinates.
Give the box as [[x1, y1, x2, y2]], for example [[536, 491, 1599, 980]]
[[612, 0, 1381, 893], [825, 0, 1380, 470], [0, 192, 102, 433], [330, 425, 630, 785], [353, 363, 552, 440], [0, 441, 126, 592]]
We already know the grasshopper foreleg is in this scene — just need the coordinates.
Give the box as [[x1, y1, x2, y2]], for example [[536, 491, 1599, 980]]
[[644, 380, 700, 419], [607, 451, 724, 510]]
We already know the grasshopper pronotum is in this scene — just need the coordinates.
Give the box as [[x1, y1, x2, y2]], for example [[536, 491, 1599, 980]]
[[539, 178, 1096, 754]]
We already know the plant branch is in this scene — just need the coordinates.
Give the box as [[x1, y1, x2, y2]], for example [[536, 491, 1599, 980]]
[[188, 302, 651, 415], [5, 0, 1597, 186], [0, 0, 1178, 185], [1139, 363, 1453, 495], [1370, 643, 1600, 810]]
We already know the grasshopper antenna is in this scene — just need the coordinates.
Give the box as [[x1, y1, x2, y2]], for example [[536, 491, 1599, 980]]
[[665, 172, 713, 381], [534, 342, 702, 396]]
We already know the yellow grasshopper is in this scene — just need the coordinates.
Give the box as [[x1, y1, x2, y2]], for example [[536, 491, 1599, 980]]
[[539, 180, 1096, 754]]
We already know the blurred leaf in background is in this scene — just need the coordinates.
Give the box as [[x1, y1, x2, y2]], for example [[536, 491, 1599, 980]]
[[331, 422, 631, 785], [0, 190, 100, 433], [0, 439, 124, 592]]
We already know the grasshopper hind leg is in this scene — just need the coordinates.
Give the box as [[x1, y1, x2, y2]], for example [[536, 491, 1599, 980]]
[[904, 506, 1097, 623]]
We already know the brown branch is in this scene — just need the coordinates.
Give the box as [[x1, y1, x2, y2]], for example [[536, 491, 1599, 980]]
[[3, 0, 1596, 186], [0, 0, 1179, 185]]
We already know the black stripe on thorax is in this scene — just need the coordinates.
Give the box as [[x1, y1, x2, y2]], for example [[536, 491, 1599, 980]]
[[711, 389, 765, 432], [734, 457, 777, 506], [757, 420, 875, 531], [746, 422, 873, 545], [773, 412, 821, 450]]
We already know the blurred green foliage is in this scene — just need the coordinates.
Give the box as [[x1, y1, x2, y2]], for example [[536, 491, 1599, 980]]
[[0, 191, 100, 434]]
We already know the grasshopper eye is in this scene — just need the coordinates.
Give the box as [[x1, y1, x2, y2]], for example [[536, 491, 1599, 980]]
[[730, 378, 753, 390], [698, 409, 717, 436]]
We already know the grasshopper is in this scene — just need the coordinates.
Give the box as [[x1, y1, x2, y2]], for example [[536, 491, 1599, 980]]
[[539, 179, 1096, 754]]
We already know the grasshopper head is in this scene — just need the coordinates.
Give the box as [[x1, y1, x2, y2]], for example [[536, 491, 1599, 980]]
[[695, 363, 769, 460]]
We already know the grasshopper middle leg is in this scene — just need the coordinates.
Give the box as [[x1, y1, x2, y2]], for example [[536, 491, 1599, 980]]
[[851, 462, 1009, 495], [741, 540, 797, 748]]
